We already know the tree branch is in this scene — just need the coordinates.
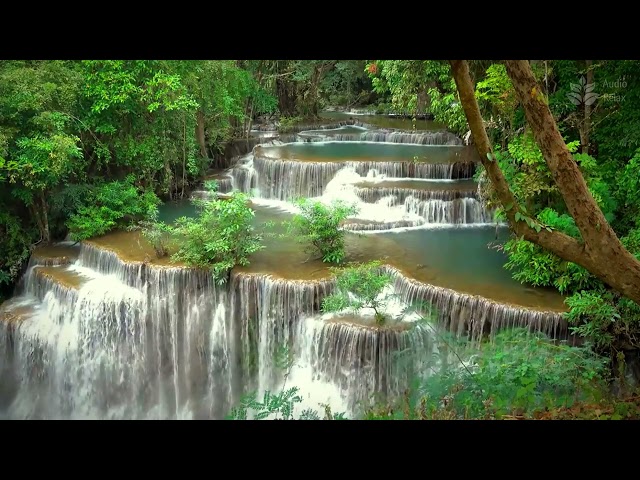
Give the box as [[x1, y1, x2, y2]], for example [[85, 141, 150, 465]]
[[449, 60, 587, 264]]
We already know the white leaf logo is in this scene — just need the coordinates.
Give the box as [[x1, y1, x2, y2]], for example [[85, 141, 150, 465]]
[[567, 76, 598, 106]]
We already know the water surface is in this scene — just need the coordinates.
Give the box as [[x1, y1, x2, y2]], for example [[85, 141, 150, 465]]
[[256, 142, 479, 164], [320, 111, 445, 131], [149, 201, 565, 311]]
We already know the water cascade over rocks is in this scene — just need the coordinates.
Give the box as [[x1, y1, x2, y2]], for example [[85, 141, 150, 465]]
[[0, 119, 568, 419]]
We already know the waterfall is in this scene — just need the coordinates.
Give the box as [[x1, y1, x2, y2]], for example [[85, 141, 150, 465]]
[[0, 240, 569, 419], [192, 175, 234, 199], [403, 197, 493, 224], [384, 266, 569, 342], [0, 244, 234, 419], [228, 272, 334, 395], [353, 187, 493, 225], [360, 130, 462, 145], [354, 186, 479, 203], [297, 317, 435, 412], [296, 128, 463, 146], [234, 153, 477, 201]]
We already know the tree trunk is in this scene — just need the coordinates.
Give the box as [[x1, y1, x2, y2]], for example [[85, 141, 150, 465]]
[[181, 116, 187, 199], [451, 60, 640, 305], [277, 77, 297, 117], [580, 60, 593, 154], [196, 110, 207, 159], [33, 191, 51, 244]]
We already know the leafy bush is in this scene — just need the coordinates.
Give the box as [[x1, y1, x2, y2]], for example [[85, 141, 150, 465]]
[[170, 187, 264, 283], [66, 178, 160, 241], [502, 206, 600, 294], [364, 328, 608, 419], [322, 260, 394, 325], [622, 227, 640, 258], [566, 290, 640, 352], [278, 116, 304, 133], [0, 211, 35, 287], [286, 199, 358, 264], [138, 213, 173, 259]]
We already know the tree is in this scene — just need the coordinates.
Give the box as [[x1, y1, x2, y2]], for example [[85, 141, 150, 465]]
[[450, 60, 640, 304], [0, 61, 85, 244], [285, 199, 358, 264], [321, 260, 394, 326], [170, 184, 264, 283]]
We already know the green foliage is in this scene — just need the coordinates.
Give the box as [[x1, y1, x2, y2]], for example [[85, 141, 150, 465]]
[[278, 115, 304, 132], [170, 188, 264, 283], [365, 328, 608, 419], [286, 199, 358, 264], [0, 59, 269, 285], [322, 261, 395, 325], [427, 84, 468, 136], [66, 178, 160, 241], [475, 64, 518, 128], [320, 61, 372, 108], [227, 386, 348, 420], [566, 290, 640, 352], [138, 212, 173, 259], [503, 239, 597, 294], [0, 211, 35, 287], [228, 341, 347, 420], [614, 148, 640, 232], [622, 227, 640, 257]]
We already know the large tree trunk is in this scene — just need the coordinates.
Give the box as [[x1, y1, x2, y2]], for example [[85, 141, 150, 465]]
[[580, 60, 593, 154], [450, 60, 640, 305], [276, 77, 297, 117], [33, 191, 50, 245]]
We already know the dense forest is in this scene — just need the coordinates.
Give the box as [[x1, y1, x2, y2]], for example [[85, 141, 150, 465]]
[[2, 59, 640, 419]]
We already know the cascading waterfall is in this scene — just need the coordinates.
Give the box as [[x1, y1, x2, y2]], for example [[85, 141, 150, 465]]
[[0, 118, 570, 420], [403, 197, 493, 224], [355, 186, 479, 203], [296, 316, 435, 413], [360, 130, 462, 145], [298, 129, 463, 146], [354, 187, 493, 225], [0, 244, 237, 419], [228, 273, 334, 396], [233, 153, 477, 201], [0, 241, 568, 419], [384, 266, 569, 342]]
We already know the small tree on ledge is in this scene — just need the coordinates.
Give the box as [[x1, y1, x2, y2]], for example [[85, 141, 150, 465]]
[[286, 198, 359, 264], [321, 260, 395, 326]]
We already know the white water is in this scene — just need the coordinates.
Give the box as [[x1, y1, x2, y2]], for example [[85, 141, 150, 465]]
[[237, 157, 495, 230], [0, 130, 560, 420]]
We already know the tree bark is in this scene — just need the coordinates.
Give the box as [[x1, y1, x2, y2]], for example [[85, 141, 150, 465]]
[[33, 191, 50, 245], [196, 110, 207, 158], [580, 60, 593, 154], [450, 59, 640, 304], [276, 76, 297, 117], [181, 115, 187, 199]]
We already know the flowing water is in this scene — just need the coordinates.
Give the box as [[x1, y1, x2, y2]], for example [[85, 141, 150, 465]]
[[319, 110, 445, 130], [0, 117, 569, 419]]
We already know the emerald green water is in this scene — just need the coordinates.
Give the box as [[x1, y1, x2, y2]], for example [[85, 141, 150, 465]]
[[157, 200, 565, 310], [320, 111, 445, 131], [256, 142, 479, 164]]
